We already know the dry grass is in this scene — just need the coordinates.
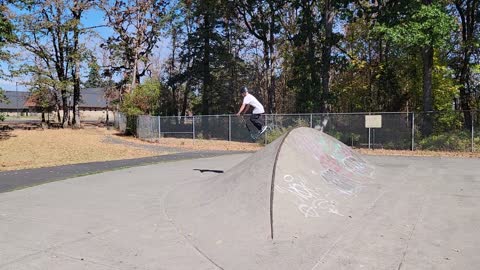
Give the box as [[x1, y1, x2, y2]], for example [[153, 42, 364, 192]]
[[357, 148, 480, 158], [0, 127, 160, 171], [0, 127, 262, 171]]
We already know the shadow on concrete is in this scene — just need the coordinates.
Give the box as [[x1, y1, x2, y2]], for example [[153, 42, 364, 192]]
[[193, 169, 225, 173]]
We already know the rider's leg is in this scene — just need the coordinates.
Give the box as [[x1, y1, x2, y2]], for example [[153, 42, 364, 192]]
[[249, 114, 263, 131]]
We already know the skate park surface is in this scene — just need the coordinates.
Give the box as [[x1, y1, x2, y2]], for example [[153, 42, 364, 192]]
[[1, 127, 479, 269]]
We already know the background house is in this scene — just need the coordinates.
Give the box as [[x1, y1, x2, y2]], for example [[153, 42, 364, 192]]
[[1, 88, 114, 122], [0, 91, 30, 116]]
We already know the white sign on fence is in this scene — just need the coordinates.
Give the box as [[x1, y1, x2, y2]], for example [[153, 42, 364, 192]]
[[365, 115, 382, 128]]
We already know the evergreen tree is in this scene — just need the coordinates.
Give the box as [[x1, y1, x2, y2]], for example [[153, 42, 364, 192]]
[[84, 56, 103, 88]]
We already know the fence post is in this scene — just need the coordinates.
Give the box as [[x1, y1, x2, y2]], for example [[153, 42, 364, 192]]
[[472, 112, 474, 152], [411, 112, 415, 151], [310, 114, 313, 128], [368, 128, 371, 149], [150, 116, 154, 139], [135, 116, 138, 138], [264, 114, 268, 145], [192, 116, 196, 143], [158, 115, 162, 139], [228, 115, 232, 141]]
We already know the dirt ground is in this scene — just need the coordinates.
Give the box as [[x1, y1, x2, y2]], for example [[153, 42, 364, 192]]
[[358, 148, 480, 158], [0, 126, 261, 171], [125, 137, 263, 152]]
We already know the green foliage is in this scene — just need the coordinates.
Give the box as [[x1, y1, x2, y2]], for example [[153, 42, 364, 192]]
[[0, 4, 14, 55], [324, 130, 362, 147], [376, 4, 456, 49], [0, 113, 5, 121], [332, 18, 414, 112], [418, 132, 475, 151], [264, 125, 288, 144], [434, 65, 459, 112], [120, 79, 162, 116], [84, 56, 103, 88], [264, 117, 309, 144], [0, 89, 6, 103], [0, 3, 14, 98]]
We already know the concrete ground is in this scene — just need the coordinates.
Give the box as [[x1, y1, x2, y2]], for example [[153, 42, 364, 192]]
[[0, 151, 247, 193], [1, 154, 479, 269]]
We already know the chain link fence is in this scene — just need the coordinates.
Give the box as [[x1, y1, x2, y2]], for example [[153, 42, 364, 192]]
[[113, 111, 480, 152]]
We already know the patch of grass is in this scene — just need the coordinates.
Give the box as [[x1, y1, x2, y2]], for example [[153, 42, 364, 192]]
[[0, 127, 160, 171]]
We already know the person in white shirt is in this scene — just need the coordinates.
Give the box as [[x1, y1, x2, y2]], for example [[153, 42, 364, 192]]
[[236, 86, 268, 134]]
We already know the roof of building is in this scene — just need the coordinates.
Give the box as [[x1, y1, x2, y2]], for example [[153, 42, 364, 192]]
[[0, 88, 108, 110], [0, 91, 30, 110], [80, 88, 107, 108]]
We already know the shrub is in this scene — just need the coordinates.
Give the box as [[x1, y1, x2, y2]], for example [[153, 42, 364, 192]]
[[418, 132, 472, 151], [264, 117, 309, 144], [264, 126, 289, 144], [120, 79, 162, 116]]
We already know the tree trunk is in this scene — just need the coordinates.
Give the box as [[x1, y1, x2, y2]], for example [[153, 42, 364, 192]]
[[306, 2, 318, 113], [170, 29, 178, 116], [62, 94, 69, 128], [56, 103, 61, 123], [106, 106, 109, 127], [268, 3, 276, 113], [320, 0, 334, 113], [131, 49, 138, 91], [459, 49, 472, 129], [454, 0, 478, 130], [72, 60, 81, 128], [201, 13, 211, 116], [71, 1, 82, 128], [264, 42, 272, 113], [422, 45, 434, 135]]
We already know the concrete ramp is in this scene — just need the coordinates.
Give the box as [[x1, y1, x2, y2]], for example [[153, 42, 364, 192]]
[[165, 127, 382, 269]]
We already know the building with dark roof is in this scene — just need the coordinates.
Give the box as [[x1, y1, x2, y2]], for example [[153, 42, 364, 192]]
[[0, 91, 30, 115], [1, 88, 112, 121], [79, 88, 108, 111]]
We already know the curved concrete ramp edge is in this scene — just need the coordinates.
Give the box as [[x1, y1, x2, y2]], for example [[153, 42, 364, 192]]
[[165, 127, 384, 269]]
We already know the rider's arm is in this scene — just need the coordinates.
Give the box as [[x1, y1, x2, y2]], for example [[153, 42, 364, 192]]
[[237, 104, 251, 115], [236, 103, 246, 115]]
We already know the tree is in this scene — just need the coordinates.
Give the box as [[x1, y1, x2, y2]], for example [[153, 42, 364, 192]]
[[70, 0, 94, 128], [172, 0, 243, 116], [30, 74, 57, 123], [100, 0, 168, 92], [450, 0, 480, 129], [0, 0, 15, 102], [376, 2, 455, 134], [320, 0, 336, 112], [120, 78, 162, 115], [281, 0, 321, 113], [237, 0, 284, 113], [84, 55, 103, 88], [12, 0, 75, 126], [164, 0, 195, 117]]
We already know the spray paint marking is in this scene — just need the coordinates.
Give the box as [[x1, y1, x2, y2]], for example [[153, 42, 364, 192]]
[[294, 132, 375, 181], [276, 174, 343, 217], [321, 169, 362, 195]]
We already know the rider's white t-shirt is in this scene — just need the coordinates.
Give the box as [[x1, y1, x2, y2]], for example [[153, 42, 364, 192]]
[[243, 94, 265, 114]]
